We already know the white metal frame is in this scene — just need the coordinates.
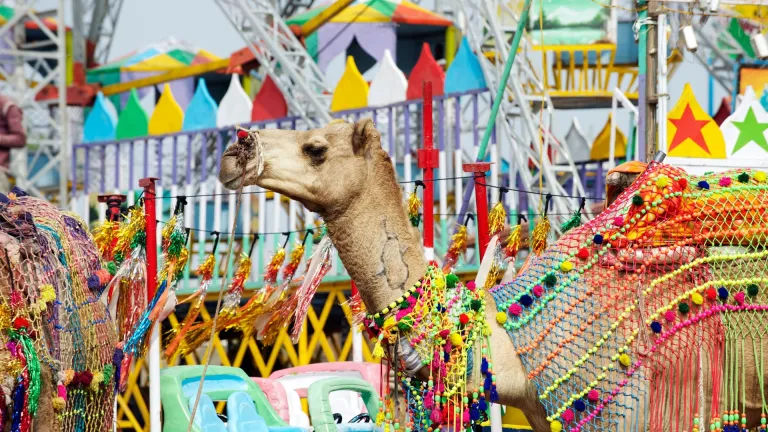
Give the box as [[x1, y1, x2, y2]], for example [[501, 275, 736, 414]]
[[0, 0, 69, 203], [213, 0, 332, 127]]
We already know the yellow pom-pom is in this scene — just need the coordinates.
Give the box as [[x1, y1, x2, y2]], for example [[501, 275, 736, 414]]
[[619, 353, 631, 367], [63, 369, 74, 386], [372, 343, 385, 359], [434, 276, 445, 289], [483, 325, 492, 336], [691, 292, 703, 305], [550, 420, 563, 432], [90, 372, 104, 391], [52, 397, 66, 411], [383, 317, 396, 329], [755, 171, 767, 183], [560, 261, 574, 272], [655, 175, 670, 188], [40, 284, 56, 303], [496, 311, 507, 324], [450, 333, 463, 347]]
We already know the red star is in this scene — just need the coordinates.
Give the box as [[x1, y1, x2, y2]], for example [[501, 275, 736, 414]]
[[669, 105, 711, 154]]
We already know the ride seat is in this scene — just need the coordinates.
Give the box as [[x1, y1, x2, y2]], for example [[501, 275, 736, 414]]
[[188, 394, 226, 432], [226, 392, 305, 432]]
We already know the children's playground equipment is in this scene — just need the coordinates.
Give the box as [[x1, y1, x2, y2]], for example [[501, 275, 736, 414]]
[[161, 365, 380, 432]]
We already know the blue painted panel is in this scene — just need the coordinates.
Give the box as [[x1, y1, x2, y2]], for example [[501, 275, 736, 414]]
[[445, 37, 486, 94], [83, 92, 117, 143], [184, 78, 219, 131]]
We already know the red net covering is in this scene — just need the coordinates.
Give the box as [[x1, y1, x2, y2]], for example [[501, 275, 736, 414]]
[[0, 190, 117, 432], [491, 163, 768, 431]]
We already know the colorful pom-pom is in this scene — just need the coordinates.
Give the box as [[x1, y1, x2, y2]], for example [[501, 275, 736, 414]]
[[587, 390, 600, 402], [593, 234, 604, 245], [466, 280, 476, 291], [656, 176, 670, 188], [619, 353, 632, 367], [508, 304, 522, 316], [718, 287, 729, 300], [561, 409, 575, 423], [755, 171, 767, 183], [12, 316, 29, 330], [574, 399, 586, 412], [560, 261, 574, 272], [533, 285, 544, 297], [613, 216, 624, 226], [446, 273, 460, 288], [678, 178, 688, 189], [631, 195, 644, 206], [52, 397, 66, 411], [719, 177, 732, 187], [544, 274, 557, 287], [691, 292, 704, 305], [664, 310, 676, 321], [738, 172, 750, 183], [576, 248, 589, 260], [650, 321, 662, 333], [748, 284, 759, 297], [697, 181, 710, 190], [107, 261, 117, 276], [237, 129, 249, 139], [707, 287, 718, 301], [496, 312, 507, 324], [550, 420, 563, 432], [450, 333, 463, 347], [520, 294, 533, 307], [678, 302, 690, 314], [735, 291, 746, 305], [459, 313, 469, 325]]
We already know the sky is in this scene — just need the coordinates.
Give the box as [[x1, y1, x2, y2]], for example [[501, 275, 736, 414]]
[[31, 0, 731, 143]]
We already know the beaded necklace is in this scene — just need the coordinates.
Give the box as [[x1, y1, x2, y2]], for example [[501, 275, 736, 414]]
[[364, 262, 496, 432], [490, 164, 768, 432]]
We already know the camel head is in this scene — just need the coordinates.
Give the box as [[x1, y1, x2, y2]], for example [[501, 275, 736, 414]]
[[218, 118, 387, 216]]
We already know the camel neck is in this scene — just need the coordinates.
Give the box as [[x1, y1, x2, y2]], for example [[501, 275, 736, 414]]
[[323, 159, 427, 314]]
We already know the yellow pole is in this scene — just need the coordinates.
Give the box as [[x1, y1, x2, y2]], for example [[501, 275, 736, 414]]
[[444, 25, 460, 68]]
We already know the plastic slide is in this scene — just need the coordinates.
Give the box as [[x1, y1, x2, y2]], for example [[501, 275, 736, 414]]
[[161, 365, 305, 432]]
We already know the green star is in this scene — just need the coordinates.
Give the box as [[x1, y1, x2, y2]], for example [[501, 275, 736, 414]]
[[732, 107, 768, 154]]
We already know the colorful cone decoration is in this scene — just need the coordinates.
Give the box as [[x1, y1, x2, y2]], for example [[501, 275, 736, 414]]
[[264, 247, 286, 286], [531, 216, 550, 256], [442, 224, 468, 272], [222, 254, 252, 312], [504, 224, 522, 261], [488, 202, 506, 238], [164, 253, 215, 359]]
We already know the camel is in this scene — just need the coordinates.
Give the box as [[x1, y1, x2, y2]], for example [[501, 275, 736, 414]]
[[219, 118, 768, 432]]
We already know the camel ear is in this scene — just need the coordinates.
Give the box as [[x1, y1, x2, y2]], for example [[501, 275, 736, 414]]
[[352, 117, 380, 157]]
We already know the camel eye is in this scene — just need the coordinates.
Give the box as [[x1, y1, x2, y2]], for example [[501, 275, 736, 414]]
[[302, 144, 327, 161]]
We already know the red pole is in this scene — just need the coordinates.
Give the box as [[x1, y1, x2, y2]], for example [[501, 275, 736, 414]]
[[463, 162, 491, 259], [417, 81, 438, 254], [139, 177, 159, 298]]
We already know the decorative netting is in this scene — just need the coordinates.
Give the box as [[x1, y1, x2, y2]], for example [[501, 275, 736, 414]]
[[0, 189, 117, 432], [491, 163, 768, 431]]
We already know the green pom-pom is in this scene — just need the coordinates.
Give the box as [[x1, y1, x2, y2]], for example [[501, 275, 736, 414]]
[[400, 300, 410, 309], [470, 299, 482, 311], [397, 318, 412, 331], [131, 231, 146, 249], [738, 172, 750, 183], [409, 214, 421, 228], [107, 261, 117, 276], [374, 316, 385, 327], [631, 195, 644, 206], [678, 302, 690, 314], [544, 274, 557, 287], [102, 364, 114, 383], [446, 273, 460, 288], [748, 284, 759, 297]]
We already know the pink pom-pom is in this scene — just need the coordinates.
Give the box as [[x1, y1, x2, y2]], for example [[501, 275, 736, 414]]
[[719, 177, 732, 187], [561, 409, 575, 422], [613, 216, 624, 226], [587, 390, 599, 402], [663, 310, 676, 321], [508, 303, 523, 316], [466, 280, 476, 291], [735, 291, 746, 305], [533, 285, 544, 297], [57, 384, 67, 400], [463, 409, 470, 423], [430, 409, 443, 424]]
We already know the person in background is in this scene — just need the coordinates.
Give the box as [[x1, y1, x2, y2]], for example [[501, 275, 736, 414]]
[[0, 94, 26, 192]]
